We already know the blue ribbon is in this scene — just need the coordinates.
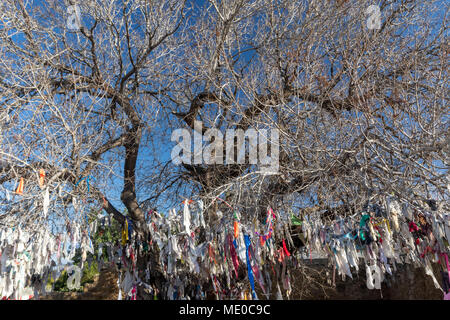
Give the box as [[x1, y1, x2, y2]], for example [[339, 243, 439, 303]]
[[244, 235, 256, 299], [359, 214, 370, 241], [127, 217, 133, 237], [332, 231, 358, 241], [75, 175, 94, 193]]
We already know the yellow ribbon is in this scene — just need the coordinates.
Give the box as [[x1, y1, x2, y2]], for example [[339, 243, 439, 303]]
[[373, 218, 391, 235], [121, 219, 129, 245]]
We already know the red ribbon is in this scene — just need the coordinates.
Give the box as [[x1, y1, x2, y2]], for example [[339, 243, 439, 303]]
[[409, 221, 419, 232], [282, 239, 291, 257]]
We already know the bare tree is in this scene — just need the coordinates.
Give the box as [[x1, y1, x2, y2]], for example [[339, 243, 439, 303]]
[[0, 0, 447, 299]]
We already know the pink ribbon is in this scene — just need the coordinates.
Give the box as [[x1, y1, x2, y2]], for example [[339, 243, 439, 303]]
[[255, 208, 276, 243], [228, 235, 239, 278]]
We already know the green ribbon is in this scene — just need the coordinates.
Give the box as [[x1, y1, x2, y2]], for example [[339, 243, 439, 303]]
[[291, 214, 303, 226]]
